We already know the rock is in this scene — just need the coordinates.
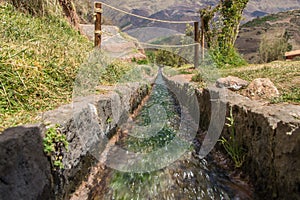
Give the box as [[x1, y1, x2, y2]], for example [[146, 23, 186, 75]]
[[216, 76, 249, 91], [244, 78, 280, 100], [80, 24, 146, 61], [0, 126, 52, 200], [0, 81, 152, 199]]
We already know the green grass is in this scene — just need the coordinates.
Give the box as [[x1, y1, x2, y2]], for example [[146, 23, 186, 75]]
[[220, 61, 300, 103], [0, 3, 93, 131], [243, 14, 279, 28]]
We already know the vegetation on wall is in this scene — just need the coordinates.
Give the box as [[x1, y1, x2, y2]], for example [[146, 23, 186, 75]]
[[43, 124, 68, 170], [219, 107, 245, 168]]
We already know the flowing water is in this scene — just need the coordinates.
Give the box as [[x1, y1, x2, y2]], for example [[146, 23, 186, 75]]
[[88, 70, 253, 200]]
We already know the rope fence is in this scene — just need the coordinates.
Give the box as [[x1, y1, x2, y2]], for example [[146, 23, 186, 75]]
[[97, 1, 197, 24], [94, 1, 203, 67], [139, 42, 198, 48]]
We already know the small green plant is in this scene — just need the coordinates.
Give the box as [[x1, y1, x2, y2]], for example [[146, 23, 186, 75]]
[[43, 124, 69, 170], [191, 72, 205, 82], [106, 117, 113, 123], [219, 107, 245, 168], [131, 57, 149, 65], [191, 72, 208, 88]]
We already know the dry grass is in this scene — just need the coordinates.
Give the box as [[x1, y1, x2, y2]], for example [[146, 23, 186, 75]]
[[220, 61, 300, 103], [5, 0, 63, 16], [167, 61, 300, 104]]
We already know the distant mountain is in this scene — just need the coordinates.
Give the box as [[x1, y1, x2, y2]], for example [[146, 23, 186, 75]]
[[75, 1, 300, 64], [98, 0, 300, 32]]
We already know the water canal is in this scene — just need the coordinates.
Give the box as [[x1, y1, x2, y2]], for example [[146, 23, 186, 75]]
[[86, 70, 252, 200]]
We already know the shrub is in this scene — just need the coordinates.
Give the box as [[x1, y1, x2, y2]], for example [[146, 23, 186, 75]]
[[259, 32, 292, 63], [155, 49, 187, 67], [209, 47, 247, 68]]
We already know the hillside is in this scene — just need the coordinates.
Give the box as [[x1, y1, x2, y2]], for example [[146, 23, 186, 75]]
[[236, 9, 300, 63], [0, 2, 92, 131], [0, 1, 152, 131]]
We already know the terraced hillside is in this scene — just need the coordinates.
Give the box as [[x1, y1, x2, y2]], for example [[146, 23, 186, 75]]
[[236, 9, 300, 63]]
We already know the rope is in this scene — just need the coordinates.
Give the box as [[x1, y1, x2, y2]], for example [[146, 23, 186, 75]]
[[140, 42, 199, 48], [100, 30, 199, 48], [97, 1, 197, 24]]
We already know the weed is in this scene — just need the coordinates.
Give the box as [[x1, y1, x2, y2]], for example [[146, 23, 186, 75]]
[[43, 124, 68, 170], [219, 107, 245, 168], [106, 117, 113, 123]]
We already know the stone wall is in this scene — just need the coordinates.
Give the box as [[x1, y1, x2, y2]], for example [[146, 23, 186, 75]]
[[0, 125, 52, 200], [163, 74, 300, 199], [1, 73, 299, 199], [0, 82, 150, 200]]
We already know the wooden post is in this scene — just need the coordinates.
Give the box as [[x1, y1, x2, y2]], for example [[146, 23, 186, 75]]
[[194, 21, 200, 68], [200, 18, 205, 61], [94, 2, 102, 48]]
